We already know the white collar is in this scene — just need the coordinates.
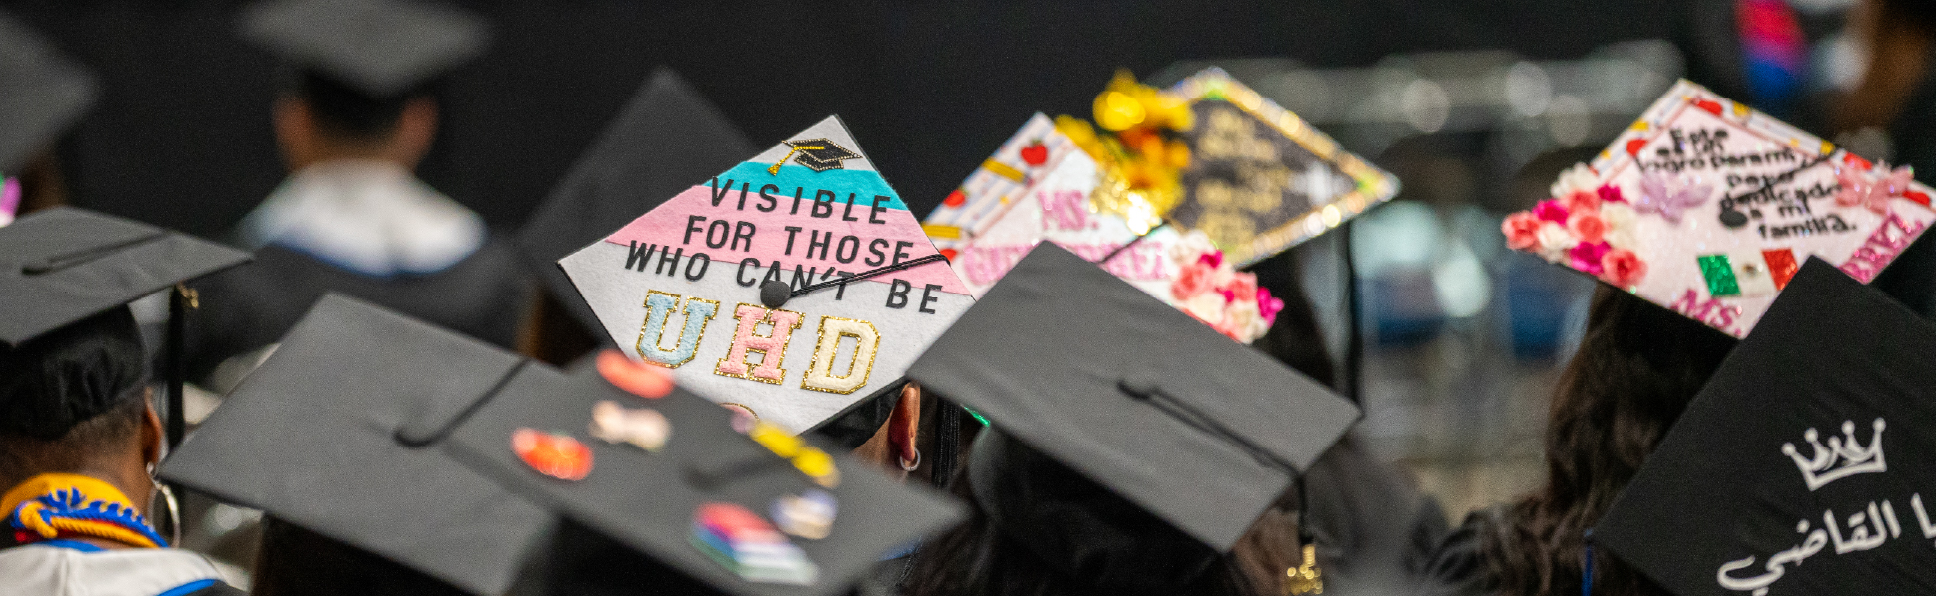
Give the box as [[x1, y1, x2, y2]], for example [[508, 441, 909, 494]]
[[239, 159, 486, 277]]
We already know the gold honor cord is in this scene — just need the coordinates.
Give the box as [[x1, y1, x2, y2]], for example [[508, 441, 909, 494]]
[[769, 146, 826, 175]]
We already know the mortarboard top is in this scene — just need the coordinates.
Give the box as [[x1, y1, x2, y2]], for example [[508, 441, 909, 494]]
[[238, 0, 490, 98], [1502, 79, 1936, 338], [1595, 259, 1936, 595], [920, 113, 1084, 260], [905, 242, 1360, 549], [439, 353, 966, 596], [1164, 68, 1399, 266], [517, 68, 757, 339], [559, 115, 974, 434], [924, 113, 1194, 300], [157, 294, 550, 595], [0, 9, 100, 173], [0, 207, 250, 347]]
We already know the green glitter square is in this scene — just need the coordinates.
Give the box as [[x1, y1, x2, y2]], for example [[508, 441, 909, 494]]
[[1698, 254, 1740, 297]]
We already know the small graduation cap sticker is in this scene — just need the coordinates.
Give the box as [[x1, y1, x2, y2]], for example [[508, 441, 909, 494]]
[[1595, 259, 1936, 595], [1503, 80, 1936, 338], [560, 116, 974, 434]]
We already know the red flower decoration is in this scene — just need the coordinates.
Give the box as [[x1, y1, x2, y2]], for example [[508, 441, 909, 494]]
[[1502, 212, 1543, 250], [1597, 184, 1626, 203], [1532, 200, 1570, 224], [1568, 212, 1609, 245], [1569, 241, 1611, 276], [1561, 190, 1600, 214], [1600, 248, 1647, 287]]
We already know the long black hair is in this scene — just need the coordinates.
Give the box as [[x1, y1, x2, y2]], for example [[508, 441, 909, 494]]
[[1479, 286, 1737, 596]]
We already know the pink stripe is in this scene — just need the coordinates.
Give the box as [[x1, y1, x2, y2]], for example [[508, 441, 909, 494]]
[[604, 185, 968, 294]]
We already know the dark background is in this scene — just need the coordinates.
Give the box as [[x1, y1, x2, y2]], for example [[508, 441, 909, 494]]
[[5, 0, 1673, 237]]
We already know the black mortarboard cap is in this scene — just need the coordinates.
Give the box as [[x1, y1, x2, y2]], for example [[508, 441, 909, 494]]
[[0, 10, 99, 172], [158, 294, 550, 595], [440, 359, 966, 596], [516, 68, 755, 338], [905, 242, 1361, 550], [238, 0, 490, 97], [0, 207, 249, 348], [1596, 259, 1936, 595]]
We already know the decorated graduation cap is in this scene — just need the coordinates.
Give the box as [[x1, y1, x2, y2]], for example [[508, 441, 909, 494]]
[[438, 348, 966, 596], [1502, 80, 1936, 338], [0, 9, 99, 175], [1164, 68, 1398, 266], [906, 242, 1360, 553], [238, 0, 490, 97], [927, 70, 1391, 343], [1594, 259, 1936, 595], [518, 68, 756, 342], [158, 293, 548, 595], [0, 207, 249, 444], [560, 116, 973, 433]]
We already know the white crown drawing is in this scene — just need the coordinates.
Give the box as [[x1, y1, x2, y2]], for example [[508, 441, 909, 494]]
[[1782, 418, 1887, 491]]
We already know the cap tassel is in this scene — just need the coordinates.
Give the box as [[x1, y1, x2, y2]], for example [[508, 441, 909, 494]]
[[1285, 476, 1323, 595]]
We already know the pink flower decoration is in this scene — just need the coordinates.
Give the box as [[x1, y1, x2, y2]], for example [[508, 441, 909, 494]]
[[1567, 212, 1609, 245], [1197, 251, 1224, 268], [1224, 272, 1259, 302], [1172, 261, 1216, 300], [1257, 288, 1283, 325], [1569, 241, 1611, 276], [1600, 248, 1646, 287], [1502, 212, 1543, 250], [1532, 200, 1570, 224], [1561, 190, 1600, 214], [1596, 184, 1626, 203]]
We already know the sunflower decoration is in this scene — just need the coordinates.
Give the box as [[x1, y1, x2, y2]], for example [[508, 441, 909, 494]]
[[1055, 70, 1194, 235]]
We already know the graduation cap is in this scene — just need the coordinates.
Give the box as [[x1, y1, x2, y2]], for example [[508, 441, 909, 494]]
[[0, 207, 249, 445], [1164, 68, 1399, 266], [928, 112, 1295, 344], [922, 113, 1081, 256], [1594, 258, 1936, 595], [559, 115, 974, 434], [437, 349, 966, 596], [157, 294, 550, 595], [905, 242, 1360, 550], [517, 68, 756, 344], [0, 9, 100, 172], [1502, 79, 1936, 338], [238, 0, 490, 98], [781, 140, 859, 173]]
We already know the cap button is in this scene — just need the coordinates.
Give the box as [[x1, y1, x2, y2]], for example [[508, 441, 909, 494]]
[[760, 281, 791, 309]]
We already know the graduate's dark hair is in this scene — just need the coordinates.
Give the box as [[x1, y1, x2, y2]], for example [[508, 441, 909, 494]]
[[1480, 286, 1737, 596], [251, 516, 470, 596], [902, 431, 1265, 596], [0, 306, 149, 492], [284, 69, 426, 142]]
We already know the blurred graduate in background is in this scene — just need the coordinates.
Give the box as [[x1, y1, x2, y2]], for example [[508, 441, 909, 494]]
[[187, 0, 529, 386], [0, 9, 98, 226]]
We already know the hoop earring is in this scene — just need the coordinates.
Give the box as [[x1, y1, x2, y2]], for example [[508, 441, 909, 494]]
[[147, 465, 181, 547], [899, 448, 921, 472]]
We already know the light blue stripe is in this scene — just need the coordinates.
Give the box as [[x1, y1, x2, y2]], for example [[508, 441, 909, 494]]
[[714, 162, 909, 211], [156, 579, 219, 596]]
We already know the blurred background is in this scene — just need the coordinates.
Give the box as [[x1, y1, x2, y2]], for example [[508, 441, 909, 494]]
[[6, 0, 1906, 527]]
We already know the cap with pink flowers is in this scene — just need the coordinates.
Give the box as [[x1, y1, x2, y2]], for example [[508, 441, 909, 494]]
[[1502, 80, 1936, 338]]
